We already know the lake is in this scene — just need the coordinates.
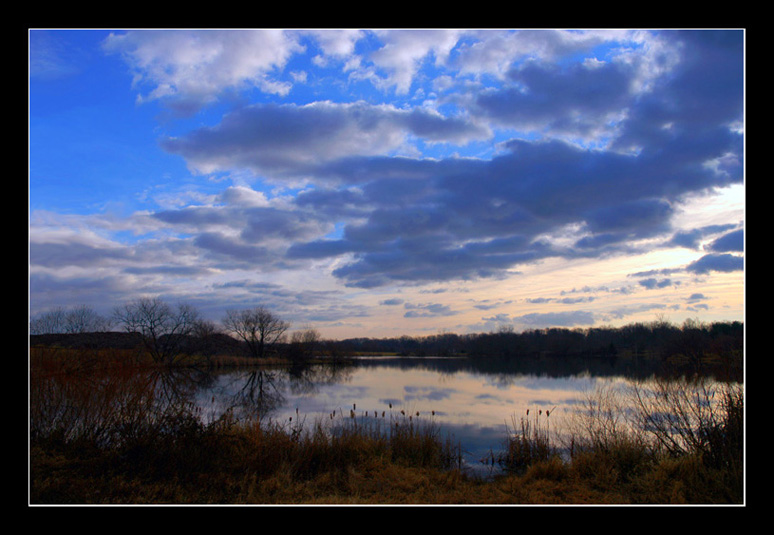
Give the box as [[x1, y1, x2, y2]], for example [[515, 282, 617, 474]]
[[188, 355, 737, 476]]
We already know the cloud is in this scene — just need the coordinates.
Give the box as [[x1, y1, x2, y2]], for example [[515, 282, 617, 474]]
[[153, 202, 333, 246], [102, 29, 305, 112], [686, 253, 744, 274], [707, 228, 744, 253], [367, 29, 466, 94], [30, 239, 133, 269], [288, 125, 741, 287], [453, 29, 620, 79], [29, 30, 744, 333], [472, 59, 634, 143], [160, 101, 489, 178], [305, 29, 365, 60], [638, 278, 673, 290], [514, 311, 596, 327], [282, 32, 742, 289], [667, 223, 738, 249], [192, 232, 271, 264], [403, 302, 457, 318]]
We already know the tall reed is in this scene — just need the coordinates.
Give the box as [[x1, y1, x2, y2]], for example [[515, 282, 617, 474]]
[[497, 407, 557, 474]]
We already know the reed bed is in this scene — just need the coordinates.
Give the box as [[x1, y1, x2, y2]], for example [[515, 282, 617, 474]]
[[29, 347, 744, 504], [496, 407, 557, 474]]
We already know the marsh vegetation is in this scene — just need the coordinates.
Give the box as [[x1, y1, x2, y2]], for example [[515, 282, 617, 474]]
[[29, 300, 744, 504], [29, 348, 743, 503]]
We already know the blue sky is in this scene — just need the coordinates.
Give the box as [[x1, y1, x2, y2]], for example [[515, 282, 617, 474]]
[[29, 29, 745, 339]]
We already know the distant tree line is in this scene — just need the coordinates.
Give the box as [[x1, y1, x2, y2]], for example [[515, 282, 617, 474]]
[[324, 317, 744, 366], [30, 298, 320, 365], [30, 299, 743, 369]]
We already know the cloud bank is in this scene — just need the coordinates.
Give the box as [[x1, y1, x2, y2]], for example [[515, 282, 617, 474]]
[[30, 29, 745, 335]]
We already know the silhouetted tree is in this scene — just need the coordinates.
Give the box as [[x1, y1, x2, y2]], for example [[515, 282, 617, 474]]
[[30, 304, 112, 334], [286, 327, 322, 362], [113, 297, 200, 364], [64, 304, 113, 333], [29, 307, 67, 334], [223, 306, 290, 359], [189, 319, 221, 360]]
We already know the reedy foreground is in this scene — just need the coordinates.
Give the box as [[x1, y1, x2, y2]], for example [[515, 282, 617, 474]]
[[29, 348, 743, 505]]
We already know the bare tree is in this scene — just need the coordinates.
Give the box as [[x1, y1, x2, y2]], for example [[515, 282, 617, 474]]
[[190, 318, 221, 360], [287, 327, 321, 362], [223, 306, 289, 359], [30, 305, 111, 334], [64, 305, 113, 333], [30, 307, 67, 334], [113, 297, 200, 364]]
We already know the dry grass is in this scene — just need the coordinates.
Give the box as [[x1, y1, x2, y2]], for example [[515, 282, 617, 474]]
[[29, 347, 744, 505]]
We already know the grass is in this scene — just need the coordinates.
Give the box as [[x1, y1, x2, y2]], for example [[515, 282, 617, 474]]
[[28, 347, 744, 505]]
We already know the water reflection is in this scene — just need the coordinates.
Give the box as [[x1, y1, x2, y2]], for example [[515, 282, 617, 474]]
[[189, 356, 737, 474], [197, 363, 357, 424], [31, 353, 740, 476]]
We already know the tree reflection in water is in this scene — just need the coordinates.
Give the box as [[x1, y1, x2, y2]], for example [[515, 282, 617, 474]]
[[206, 362, 356, 424]]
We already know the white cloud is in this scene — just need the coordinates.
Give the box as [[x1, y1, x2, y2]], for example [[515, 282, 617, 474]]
[[29, 29, 745, 334], [368, 29, 467, 94], [453, 29, 621, 78], [306, 29, 365, 58], [102, 29, 305, 111]]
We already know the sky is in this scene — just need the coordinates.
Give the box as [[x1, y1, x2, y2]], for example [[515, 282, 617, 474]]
[[28, 28, 745, 340]]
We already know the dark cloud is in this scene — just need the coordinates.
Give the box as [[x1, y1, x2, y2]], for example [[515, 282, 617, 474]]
[[290, 124, 740, 287], [193, 232, 271, 263], [707, 228, 744, 253], [638, 278, 673, 290], [29, 30, 745, 333], [30, 240, 133, 268], [160, 101, 488, 178], [77, 30, 744, 301], [473, 59, 634, 139], [667, 223, 738, 249], [610, 31, 743, 158], [686, 253, 744, 274], [153, 204, 330, 244], [281, 32, 742, 289]]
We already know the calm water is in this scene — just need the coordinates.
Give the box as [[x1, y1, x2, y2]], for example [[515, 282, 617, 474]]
[[190, 356, 733, 475]]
